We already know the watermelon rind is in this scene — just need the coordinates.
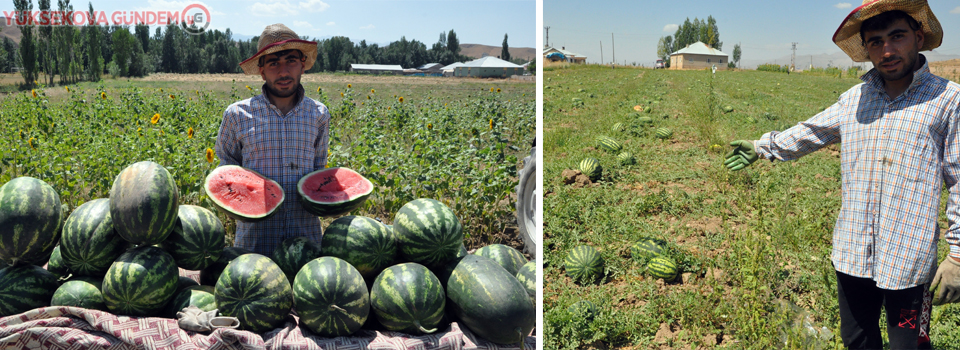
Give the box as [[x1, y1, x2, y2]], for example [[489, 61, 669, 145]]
[[165, 285, 216, 318], [215, 253, 292, 333], [177, 276, 200, 291], [647, 256, 679, 282], [199, 247, 252, 286], [50, 276, 107, 311], [60, 198, 128, 277], [393, 198, 464, 270], [370, 263, 445, 335], [109, 161, 179, 246], [595, 136, 622, 153], [293, 256, 370, 337], [565, 245, 604, 284], [272, 236, 323, 285], [159, 205, 225, 271], [515, 261, 536, 301], [578, 158, 602, 181], [101, 246, 179, 316], [474, 244, 528, 276], [0, 177, 63, 267], [321, 215, 397, 280], [204, 165, 284, 222], [630, 238, 667, 262], [46, 245, 72, 280], [446, 255, 535, 345], [297, 167, 374, 217], [0, 264, 59, 316]]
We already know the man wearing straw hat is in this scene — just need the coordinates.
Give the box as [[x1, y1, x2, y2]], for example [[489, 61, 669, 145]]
[[723, 0, 960, 348], [215, 24, 329, 256]]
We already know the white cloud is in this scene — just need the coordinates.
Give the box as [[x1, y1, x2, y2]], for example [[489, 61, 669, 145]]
[[299, 0, 330, 12], [663, 24, 678, 32], [249, 0, 329, 17], [951, 6, 960, 14], [360, 24, 375, 30], [326, 21, 335, 26], [293, 20, 313, 29], [835, 3, 852, 9]]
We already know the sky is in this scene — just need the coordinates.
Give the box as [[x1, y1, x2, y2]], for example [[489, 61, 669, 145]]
[[7, 0, 537, 48], [544, 0, 960, 67]]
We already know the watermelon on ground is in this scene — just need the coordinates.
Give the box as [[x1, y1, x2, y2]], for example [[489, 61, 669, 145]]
[[321, 215, 397, 280], [101, 246, 179, 316], [272, 236, 323, 284], [0, 264, 59, 316], [109, 161, 179, 246], [393, 198, 464, 270], [647, 256, 679, 282], [445, 255, 535, 345], [0, 177, 63, 267], [631, 238, 667, 262], [579, 158, 602, 181], [370, 263, 445, 335], [565, 245, 604, 284], [297, 167, 374, 217], [204, 165, 284, 222], [50, 276, 106, 311], [60, 198, 127, 277], [159, 205, 225, 271], [567, 300, 598, 322], [199, 247, 252, 286], [293, 256, 369, 337], [215, 253, 292, 333], [474, 244, 528, 275]]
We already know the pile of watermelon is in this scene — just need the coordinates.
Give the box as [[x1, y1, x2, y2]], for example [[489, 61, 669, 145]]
[[0, 162, 536, 347]]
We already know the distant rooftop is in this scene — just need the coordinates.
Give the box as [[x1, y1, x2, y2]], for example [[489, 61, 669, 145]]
[[671, 42, 728, 57]]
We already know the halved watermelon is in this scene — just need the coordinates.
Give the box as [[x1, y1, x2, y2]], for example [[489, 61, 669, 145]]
[[297, 167, 373, 217], [204, 165, 284, 222]]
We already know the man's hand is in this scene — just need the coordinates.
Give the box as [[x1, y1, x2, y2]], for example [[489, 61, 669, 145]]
[[723, 140, 759, 171], [930, 257, 960, 305]]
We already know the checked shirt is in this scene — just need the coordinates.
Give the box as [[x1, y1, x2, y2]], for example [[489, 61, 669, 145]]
[[754, 57, 960, 290], [215, 84, 331, 256]]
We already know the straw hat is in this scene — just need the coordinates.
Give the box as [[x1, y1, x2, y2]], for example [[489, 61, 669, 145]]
[[832, 0, 941, 62], [239, 24, 318, 75]]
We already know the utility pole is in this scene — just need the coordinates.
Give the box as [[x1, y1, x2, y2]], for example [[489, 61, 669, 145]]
[[600, 40, 603, 64], [611, 33, 615, 66], [544, 26, 550, 48], [791, 42, 797, 71]]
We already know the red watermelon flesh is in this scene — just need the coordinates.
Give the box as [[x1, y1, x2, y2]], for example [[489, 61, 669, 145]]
[[205, 165, 284, 222], [297, 168, 373, 217]]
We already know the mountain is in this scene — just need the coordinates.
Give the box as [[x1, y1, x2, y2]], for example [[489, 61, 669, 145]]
[[0, 18, 23, 45], [460, 44, 534, 62], [739, 50, 960, 70]]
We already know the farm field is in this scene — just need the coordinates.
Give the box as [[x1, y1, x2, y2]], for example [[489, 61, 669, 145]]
[[7, 73, 535, 251], [542, 64, 960, 349]]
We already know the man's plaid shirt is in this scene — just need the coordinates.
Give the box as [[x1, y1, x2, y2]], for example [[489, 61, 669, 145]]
[[215, 84, 330, 256], [754, 56, 960, 290]]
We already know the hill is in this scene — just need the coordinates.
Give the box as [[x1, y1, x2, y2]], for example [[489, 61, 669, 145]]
[[0, 18, 22, 45], [460, 43, 534, 62]]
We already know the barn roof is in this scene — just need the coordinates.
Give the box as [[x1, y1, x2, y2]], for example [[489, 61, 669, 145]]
[[670, 42, 728, 57], [350, 64, 404, 71]]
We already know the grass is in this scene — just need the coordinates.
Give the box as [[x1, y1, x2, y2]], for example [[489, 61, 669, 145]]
[[543, 65, 959, 349]]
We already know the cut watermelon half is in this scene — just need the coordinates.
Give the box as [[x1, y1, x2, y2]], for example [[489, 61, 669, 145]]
[[297, 167, 373, 217], [204, 165, 284, 222]]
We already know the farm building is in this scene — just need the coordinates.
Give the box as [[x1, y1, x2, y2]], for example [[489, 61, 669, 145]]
[[669, 42, 729, 70], [441, 62, 467, 76], [453, 56, 525, 78], [349, 64, 404, 75], [417, 63, 444, 74], [542, 46, 586, 64]]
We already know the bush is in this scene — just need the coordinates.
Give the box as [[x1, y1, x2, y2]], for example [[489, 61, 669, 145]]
[[106, 61, 120, 78], [757, 63, 790, 73]]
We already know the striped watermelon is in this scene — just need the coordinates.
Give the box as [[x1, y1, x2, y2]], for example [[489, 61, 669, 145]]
[[567, 300, 597, 322], [612, 122, 624, 132], [631, 238, 666, 261], [393, 198, 464, 270], [159, 205, 225, 270], [474, 244, 528, 275], [101, 246, 179, 316], [516, 261, 536, 301], [647, 256, 679, 282], [370, 263, 445, 335], [578, 158, 602, 181], [46, 245, 71, 280], [297, 167, 374, 217], [272, 237, 323, 284], [215, 253, 292, 333], [165, 285, 216, 318], [637, 116, 654, 125], [0, 177, 62, 266], [109, 161, 179, 246], [60, 198, 128, 277], [293, 256, 369, 337], [204, 165, 285, 222], [446, 255, 535, 345], [0, 264, 59, 316], [199, 246, 252, 286], [50, 276, 106, 311], [321, 215, 397, 280], [595, 136, 622, 153], [655, 127, 673, 139], [618, 152, 636, 166], [565, 245, 604, 284], [178, 276, 200, 291]]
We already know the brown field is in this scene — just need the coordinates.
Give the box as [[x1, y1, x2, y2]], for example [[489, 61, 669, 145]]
[[930, 58, 960, 82]]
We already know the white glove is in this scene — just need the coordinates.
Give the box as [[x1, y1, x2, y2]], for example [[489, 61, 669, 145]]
[[176, 306, 240, 332], [930, 257, 960, 305]]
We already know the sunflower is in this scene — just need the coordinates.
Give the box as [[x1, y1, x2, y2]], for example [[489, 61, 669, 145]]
[[100, 92, 107, 99], [31, 90, 37, 98], [370, 89, 375, 93], [65, 86, 70, 92], [160, 88, 163, 92], [489, 87, 494, 92], [151, 113, 160, 124], [159, 130, 164, 136], [245, 85, 252, 91], [398, 96, 404, 103], [367, 95, 371, 100], [167, 94, 174, 99], [137, 127, 143, 137], [205, 148, 215, 163], [18, 130, 23, 140], [388, 106, 391, 110], [427, 123, 433, 130], [347, 84, 352, 88], [340, 92, 344, 97], [497, 88, 501, 93], [489, 119, 494, 130], [28, 137, 36, 150], [187, 127, 194, 139], [317, 86, 322, 94]]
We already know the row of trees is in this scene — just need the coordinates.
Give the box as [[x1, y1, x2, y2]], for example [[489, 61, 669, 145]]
[[656, 15, 742, 68]]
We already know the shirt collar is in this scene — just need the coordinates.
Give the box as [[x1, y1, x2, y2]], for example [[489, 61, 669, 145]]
[[860, 54, 931, 98], [260, 83, 306, 112]]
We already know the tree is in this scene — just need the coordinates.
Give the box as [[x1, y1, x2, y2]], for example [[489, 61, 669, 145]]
[[446, 29, 460, 56], [134, 24, 150, 54], [733, 43, 741, 68], [38, 0, 54, 84], [14, 0, 37, 86], [656, 35, 673, 64], [161, 24, 180, 72], [501, 33, 510, 61], [85, 2, 102, 81]]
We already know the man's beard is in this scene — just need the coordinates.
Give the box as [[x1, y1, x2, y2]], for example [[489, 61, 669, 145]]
[[265, 77, 298, 98], [875, 51, 920, 82]]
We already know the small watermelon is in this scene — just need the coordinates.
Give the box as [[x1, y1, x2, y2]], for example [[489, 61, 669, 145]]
[[393, 198, 464, 270], [215, 253, 293, 333], [647, 256, 679, 282], [631, 238, 667, 261], [297, 167, 374, 217], [567, 300, 597, 322], [618, 152, 636, 166], [0, 264, 59, 316], [293, 256, 369, 337], [370, 263, 445, 335], [101, 246, 179, 316], [565, 245, 604, 284], [50, 276, 106, 311], [272, 236, 323, 284], [159, 205, 225, 271], [612, 122, 624, 132], [0, 177, 62, 266], [637, 115, 654, 126], [595, 136, 622, 153], [109, 161, 179, 246], [474, 244, 528, 275], [199, 247, 252, 286], [204, 165, 284, 222], [446, 255, 535, 345], [655, 127, 673, 139], [321, 215, 397, 280], [516, 261, 536, 301], [165, 285, 216, 318], [60, 198, 128, 277], [579, 158, 602, 181]]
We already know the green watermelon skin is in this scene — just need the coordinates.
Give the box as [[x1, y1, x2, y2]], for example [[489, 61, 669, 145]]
[[159, 205, 225, 271], [655, 127, 673, 139], [321, 216, 397, 280], [567, 300, 597, 321], [165, 285, 216, 318], [0, 177, 62, 266], [109, 161, 179, 246], [60, 198, 128, 277], [46, 245, 71, 280], [297, 168, 374, 217], [565, 245, 604, 284], [647, 256, 679, 282], [595, 136, 623, 153], [177, 276, 200, 291], [618, 152, 637, 166], [446, 255, 535, 345], [515, 261, 536, 301], [631, 238, 666, 261], [204, 165, 285, 222], [272, 237, 323, 285], [0, 264, 59, 316], [199, 247, 252, 286], [215, 253, 292, 333], [50, 276, 106, 311], [294, 256, 370, 337], [101, 246, 179, 316], [474, 244, 528, 275], [370, 263, 445, 335], [578, 158, 602, 181], [393, 198, 464, 270]]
